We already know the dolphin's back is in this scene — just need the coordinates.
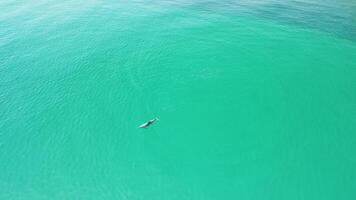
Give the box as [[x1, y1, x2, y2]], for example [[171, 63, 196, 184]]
[[139, 118, 159, 128], [139, 122, 149, 128]]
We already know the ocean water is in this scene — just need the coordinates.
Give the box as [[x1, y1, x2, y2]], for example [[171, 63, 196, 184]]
[[1, 0, 356, 199]]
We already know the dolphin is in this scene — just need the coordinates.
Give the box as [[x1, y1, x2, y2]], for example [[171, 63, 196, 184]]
[[139, 117, 159, 128]]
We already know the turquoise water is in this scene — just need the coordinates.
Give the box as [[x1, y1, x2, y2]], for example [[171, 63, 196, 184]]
[[1, 0, 356, 199]]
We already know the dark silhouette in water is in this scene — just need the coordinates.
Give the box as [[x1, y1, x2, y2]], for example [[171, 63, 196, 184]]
[[139, 117, 159, 128]]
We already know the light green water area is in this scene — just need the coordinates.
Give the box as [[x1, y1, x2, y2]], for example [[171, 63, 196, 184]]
[[1, 0, 356, 199]]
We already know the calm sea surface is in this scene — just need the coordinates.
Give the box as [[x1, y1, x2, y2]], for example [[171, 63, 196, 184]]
[[1, 0, 355, 199]]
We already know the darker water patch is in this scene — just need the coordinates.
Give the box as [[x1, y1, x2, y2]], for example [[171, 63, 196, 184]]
[[184, 0, 356, 42]]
